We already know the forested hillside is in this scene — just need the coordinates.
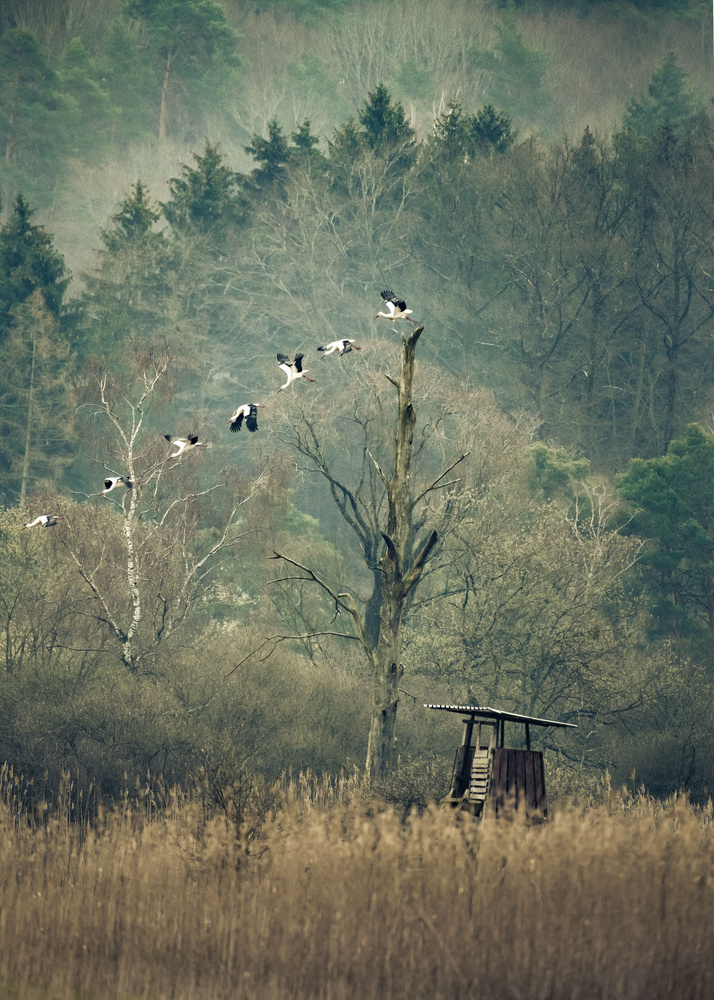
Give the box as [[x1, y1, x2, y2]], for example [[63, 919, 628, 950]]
[[2, 0, 714, 808]]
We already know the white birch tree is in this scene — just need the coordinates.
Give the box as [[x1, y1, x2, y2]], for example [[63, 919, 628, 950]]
[[61, 350, 265, 673]]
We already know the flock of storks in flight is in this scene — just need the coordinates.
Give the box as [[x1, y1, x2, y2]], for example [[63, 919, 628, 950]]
[[22, 292, 418, 529]]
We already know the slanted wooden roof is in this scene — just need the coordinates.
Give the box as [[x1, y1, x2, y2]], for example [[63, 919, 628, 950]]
[[423, 704, 577, 729]]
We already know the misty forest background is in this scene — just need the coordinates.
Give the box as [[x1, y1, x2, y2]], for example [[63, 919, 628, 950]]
[[3, 0, 714, 811]]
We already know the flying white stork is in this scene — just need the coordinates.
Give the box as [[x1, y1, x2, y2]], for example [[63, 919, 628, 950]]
[[277, 352, 315, 391], [98, 476, 133, 496], [228, 403, 263, 432], [374, 290, 417, 324], [22, 515, 65, 529], [318, 339, 361, 358], [164, 434, 208, 458]]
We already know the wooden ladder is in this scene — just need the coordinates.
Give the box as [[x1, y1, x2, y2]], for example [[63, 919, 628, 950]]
[[469, 746, 493, 805]]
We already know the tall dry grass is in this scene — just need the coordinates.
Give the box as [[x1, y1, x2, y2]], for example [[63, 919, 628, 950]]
[[1, 765, 713, 1000]]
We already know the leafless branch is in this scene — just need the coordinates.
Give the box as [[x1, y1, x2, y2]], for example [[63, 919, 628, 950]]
[[226, 629, 362, 676], [410, 452, 470, 509]]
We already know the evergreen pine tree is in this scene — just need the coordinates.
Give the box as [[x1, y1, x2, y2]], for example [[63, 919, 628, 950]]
[[80, 181, 175, 357], [0, 29, 72, 206], [624, 52, 698, 137], [358, 84, 416, 164], [0, 194, 69, 342], [245, 120, 291, 193], [162, 142, 244, 236], [126, 0, 239, 140]]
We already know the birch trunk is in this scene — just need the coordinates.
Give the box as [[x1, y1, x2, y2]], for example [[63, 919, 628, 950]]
[[120, 485, 142, 672]]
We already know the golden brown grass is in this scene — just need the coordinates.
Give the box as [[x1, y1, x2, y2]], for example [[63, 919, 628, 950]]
[[1, 767, 713, 1000]]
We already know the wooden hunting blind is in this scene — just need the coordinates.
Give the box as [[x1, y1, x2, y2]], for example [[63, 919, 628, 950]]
[[425, 704, 577, 820]]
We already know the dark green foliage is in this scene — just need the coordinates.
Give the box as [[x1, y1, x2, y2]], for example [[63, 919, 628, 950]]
[[103, 178, 162, 252], [126, 0, 239, 139], [613, 117, 714, 455], [245, 119, 291, 192], [327, 117, 365, 184], [80, 181, 176, 356], [290, 120, 328, 172], [0, 194, 69, 341], [358, 83, 416, 159], [617, 424, 714, 646], [527, 442, 590, 502], [432, 101, 515, 160], [126, 0, 238, 66], [393, 57, 433, 103], [162, 141, 245, 236], [0, 293, 75, 503], [493, 0, 698, 14], [98, 20, 156, 146], [0, 199, 74, 500], [469, 12, 551, 123], [0, 29, 72, 205], [247, 0, 353, 24], [56, 37, 116, 159], [623, 51, 699, 136]]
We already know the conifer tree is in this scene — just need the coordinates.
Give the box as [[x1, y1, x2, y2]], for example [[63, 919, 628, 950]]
[[0, 29, 71, 205], [0, 291, 75, 503], [0, 194, 69, 342], [358, 84, 416, 170], [162, 142, 244, 237], [126, 0, 239, 140], [624, 52, 698, 137], [80, 180, 175, 357], [470, 12, 550, 124], [617, 424, 714, 651], [245, 120, 291, 193], [290, 120, 327, 172], [57, 37, 116, 159]]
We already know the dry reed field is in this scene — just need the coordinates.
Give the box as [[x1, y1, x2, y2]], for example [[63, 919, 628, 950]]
[[1, 768, 713, 1000]]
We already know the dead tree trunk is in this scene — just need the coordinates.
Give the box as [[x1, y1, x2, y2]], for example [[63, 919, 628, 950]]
[[272, 324, 467, 782], [365, 324, 437, 780]]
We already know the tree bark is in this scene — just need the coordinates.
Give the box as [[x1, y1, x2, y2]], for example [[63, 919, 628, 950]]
[[159, 50, 172, 141], [19, 335, 36, 504], [274, 325, 455, 782], [365, 325, 425, 781]]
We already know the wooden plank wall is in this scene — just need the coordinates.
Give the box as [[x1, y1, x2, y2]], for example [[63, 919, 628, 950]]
[[488, 748, 547, 821], [447, 745, 475, 800]]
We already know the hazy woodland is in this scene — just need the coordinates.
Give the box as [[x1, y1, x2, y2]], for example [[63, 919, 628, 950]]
[[6, 1, 714, 997], [2, 0, 714, 868]]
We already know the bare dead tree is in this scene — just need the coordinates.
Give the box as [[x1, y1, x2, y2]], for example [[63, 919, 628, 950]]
[[271, 325, 468, 781]]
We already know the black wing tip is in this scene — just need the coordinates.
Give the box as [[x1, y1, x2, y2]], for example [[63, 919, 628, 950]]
[[277, 352, 289, 364], [164, 434, 172, 442]]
